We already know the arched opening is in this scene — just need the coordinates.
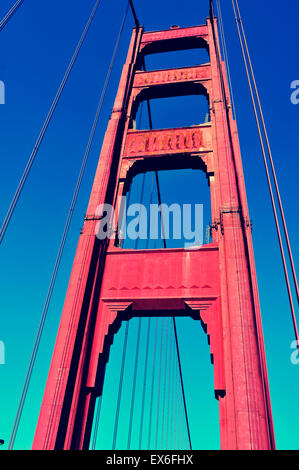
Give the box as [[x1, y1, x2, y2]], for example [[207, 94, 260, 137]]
[[89, 313, 220, 450], [136, 36, 210, 71], [136, 94, 210, 130], [143, 48, 210, 71], [119, 156, 211, 250], [131, 82, 210, 131]]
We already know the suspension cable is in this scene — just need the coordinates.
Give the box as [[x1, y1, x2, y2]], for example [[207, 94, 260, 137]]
[[165, 323, 174, 449], [153, 168, 192, 449], [174, 347, 180, 449], [112, 321, 130, 450], [7, 3, 127, 449], [170, 337, 176, 449], [233, 0, 299, 306], [161, 317, 170, 449], [145, 172, 164, 451], [0, 0, 102, 246], [134, 173, 146, 249], [215, 0, 236, 119], [0, 0, 24, 32], [127, 112, 147, 446], [172, 317, 192, 450], [230, 0, 299, 347], [146, 172, 156, 249], [91, 396, 102, 450], [127, 318, 142, 449], [209, 1, 277, 449], [155, 317, 165, 449], [128, 0, 140, 29], [147, 317, 159, 449], [138, 317, 151, 449]]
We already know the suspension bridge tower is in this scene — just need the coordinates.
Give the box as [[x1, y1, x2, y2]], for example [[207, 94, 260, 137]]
[[32, 16, 275, 450]]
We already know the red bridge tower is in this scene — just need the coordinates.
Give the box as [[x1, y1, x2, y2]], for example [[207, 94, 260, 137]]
[[33, 18, 275, 450]]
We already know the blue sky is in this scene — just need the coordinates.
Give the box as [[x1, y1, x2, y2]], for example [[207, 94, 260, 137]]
[[0, 0, 298, 450]]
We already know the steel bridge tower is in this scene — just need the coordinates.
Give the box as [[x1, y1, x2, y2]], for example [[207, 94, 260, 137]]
[[32, 18, 275, 450]]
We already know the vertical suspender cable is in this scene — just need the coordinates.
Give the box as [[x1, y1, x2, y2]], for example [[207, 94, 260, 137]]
[[155, 317, 165, 449], [0, 0, 24, 32], [174, 350, 180, 449], [134, 173, 146, 249], [91, 396, 102, 450], [160, 317, 170, 449], [112, 321, 130, 450], [233, 0, 299, 306], [165, 324, 174, 450], [172, 317, 192, 450], [146, 175, 162, 449], [7, 2, 128, 449], [0, 0, 102, 246], [170, 338, 176, 449], [138, 317, 151, 449], [146, 172, 156, 249], [127, 317, 142, 449], [155, 172, 167, 245], [230, 0, 299, 347], [138, 180, 156, 448], [147, 317, 159, 449]]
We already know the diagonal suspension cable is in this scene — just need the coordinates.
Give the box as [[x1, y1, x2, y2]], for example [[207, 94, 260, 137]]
[[0, 0, 24, 33], [0, 0, 102, 246], [7, 2, 128, 449], [215, 0, 236, 119]]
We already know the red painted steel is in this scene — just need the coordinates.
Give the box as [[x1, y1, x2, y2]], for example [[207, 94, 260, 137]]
[[32, 20, 275, 450], [124, 125, 213, 157]]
